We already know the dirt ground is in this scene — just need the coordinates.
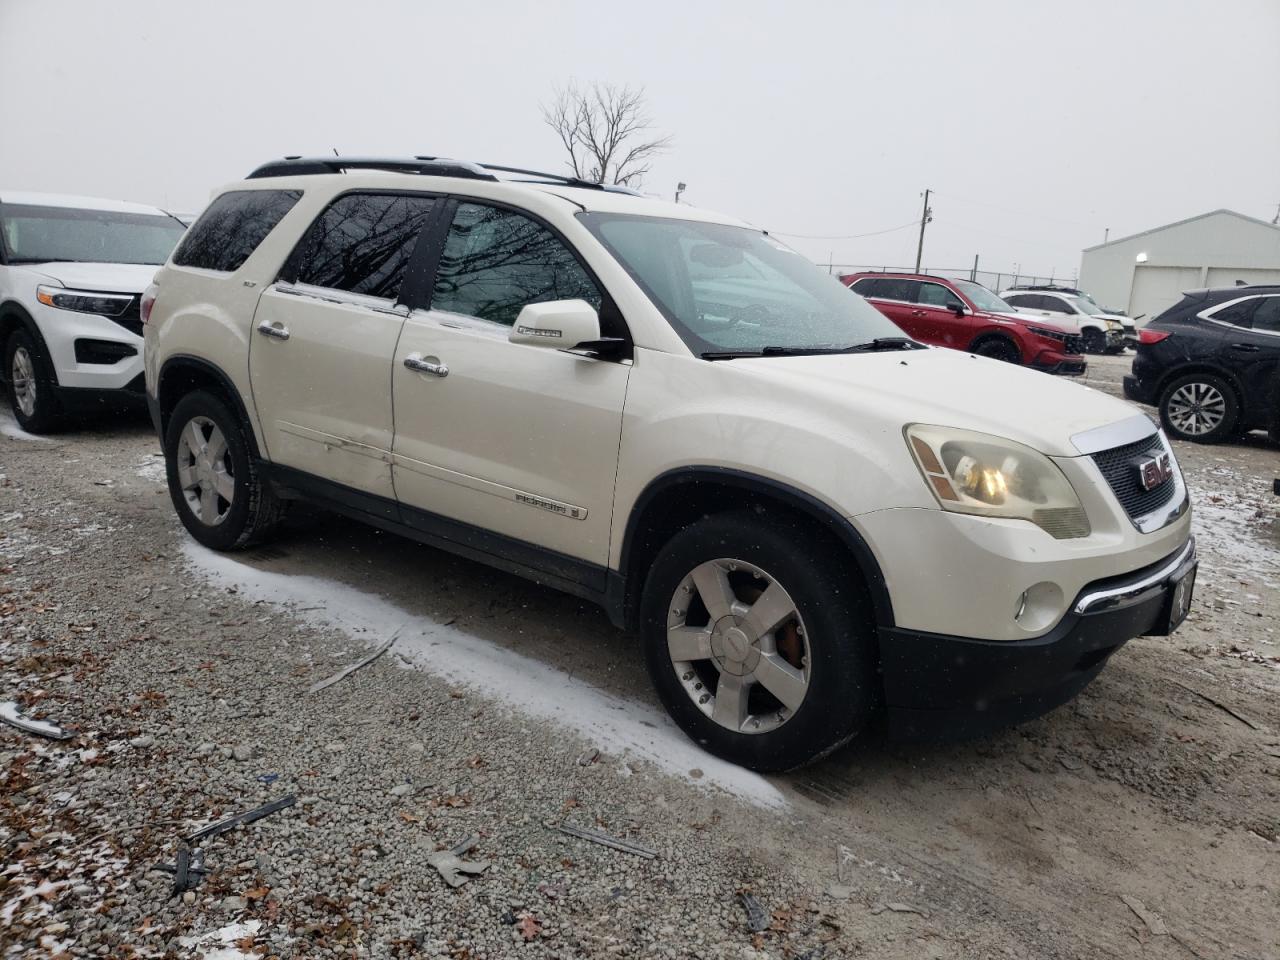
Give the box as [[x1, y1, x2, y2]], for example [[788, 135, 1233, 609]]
[[2, 352, 1278, 959]]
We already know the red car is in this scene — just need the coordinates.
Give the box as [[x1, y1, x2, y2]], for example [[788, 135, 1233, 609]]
[[840, 272, 1087, 375]]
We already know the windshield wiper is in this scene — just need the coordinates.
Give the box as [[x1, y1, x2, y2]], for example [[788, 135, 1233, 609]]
[[702, 345, 854, 360], [843, 337, 924, 352]]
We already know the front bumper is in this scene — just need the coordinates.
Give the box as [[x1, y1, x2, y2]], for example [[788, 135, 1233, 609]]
[[32, 301, 145, 391], [1032, 356, 1088, 376], [880, 537, 1196, 740]]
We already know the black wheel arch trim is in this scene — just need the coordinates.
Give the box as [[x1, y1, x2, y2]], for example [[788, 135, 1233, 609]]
[[156, 354, 262, 457], [617, 466, 895, 630], [0, 301, 54, 385]]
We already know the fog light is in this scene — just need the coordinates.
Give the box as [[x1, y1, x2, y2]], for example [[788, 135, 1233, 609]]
[[1013, 582, 1065, 633]]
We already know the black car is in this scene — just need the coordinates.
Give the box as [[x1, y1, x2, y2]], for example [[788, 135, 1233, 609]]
[[1124, 285, 1280, 443]]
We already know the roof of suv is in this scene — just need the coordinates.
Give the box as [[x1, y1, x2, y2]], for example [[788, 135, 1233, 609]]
[[0, 190, 169, 216]]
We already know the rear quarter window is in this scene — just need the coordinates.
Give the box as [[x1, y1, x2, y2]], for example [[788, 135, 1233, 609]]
[[172, 189, 301, 272]]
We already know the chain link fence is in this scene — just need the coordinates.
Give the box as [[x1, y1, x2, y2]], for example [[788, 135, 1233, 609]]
[[822, 264, 1077, 293]]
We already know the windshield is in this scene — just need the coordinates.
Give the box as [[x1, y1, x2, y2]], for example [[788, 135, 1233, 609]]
[[1072, 292, 1105, 314], [952, 279, 1016, 314], [579, 213, 903, 354], [0, 203, 187, 266]]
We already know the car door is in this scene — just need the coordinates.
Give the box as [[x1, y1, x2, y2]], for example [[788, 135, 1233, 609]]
[[859, 278, 929, 340], [1213, 294, 1280, 428], [913, 280, 972, 348], [248, 191, 437, 502], [389, 199, 630, 571]]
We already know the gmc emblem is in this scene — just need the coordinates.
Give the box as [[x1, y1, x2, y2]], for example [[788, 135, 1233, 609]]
[[1137, 452, 1174, 491]]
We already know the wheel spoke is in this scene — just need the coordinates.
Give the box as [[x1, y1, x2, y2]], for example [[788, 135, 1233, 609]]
[[667, 624, 713, 662], [183, 421, 206, 458], [753, 653, 807, 712], [206, 428, 228, 465], [213, 470, 235, 503], [712, 674, 749, 732], [177, 462, 198, 490], [691, 562, 737, 621], [740, 582, 796, 642], [199, 484, 218, 520]]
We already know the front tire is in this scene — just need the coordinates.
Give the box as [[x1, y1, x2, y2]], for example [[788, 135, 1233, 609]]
[[972, 336, 1021, 365], [1159, 373, 1238, 444], [639, 512, 879, 772], [4, 328, 61, 433], [164, 390, 284, 550], [1081, 328, 1107, 354]]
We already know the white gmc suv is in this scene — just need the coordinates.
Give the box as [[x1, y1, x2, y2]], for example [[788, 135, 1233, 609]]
[[143, 158, 1197, 771], [1, 191, 188, 430]]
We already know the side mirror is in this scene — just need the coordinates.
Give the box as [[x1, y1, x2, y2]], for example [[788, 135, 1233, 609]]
[[509, 300, 601, 350], [949, 302, 967, 317]]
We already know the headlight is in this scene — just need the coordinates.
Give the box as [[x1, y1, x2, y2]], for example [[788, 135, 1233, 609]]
[[36, 285, 133, 317], [904, 424, 1091, 539], [1026, 325, 1069, 343]]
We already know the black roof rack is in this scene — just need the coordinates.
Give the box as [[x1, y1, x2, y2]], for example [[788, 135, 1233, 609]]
[[1007, 284, 1084, 295], [246, 156, 498, 181], [245, 156, 644, 195]]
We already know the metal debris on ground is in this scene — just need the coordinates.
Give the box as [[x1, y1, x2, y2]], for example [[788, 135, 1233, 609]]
[[739, 892, 770, 932], [184, 794, 297, 844], [549, 821, 657, 859], [1121, 895, 1169, 937], [426, 834, 491, 888], [871, 902, 927, 917], [308, 635, 398, 693], [155, 844, 208, 895], [0, 700, 73, 740], [1172, 681, 1263, 731]]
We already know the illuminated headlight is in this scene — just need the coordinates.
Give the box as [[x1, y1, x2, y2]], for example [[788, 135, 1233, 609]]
[[36, 285, 133, 317], [905, 424, 1091, 539]]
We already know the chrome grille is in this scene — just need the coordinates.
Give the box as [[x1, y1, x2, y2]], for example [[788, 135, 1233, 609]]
[[1091, 433, 1177, 520]]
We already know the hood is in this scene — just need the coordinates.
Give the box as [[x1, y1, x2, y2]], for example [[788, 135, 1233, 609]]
[[993, 311, 1077, 333], [1093, 312, 1136, 328], [730, 346, 1144, 458], [22, 261, 160, 294]]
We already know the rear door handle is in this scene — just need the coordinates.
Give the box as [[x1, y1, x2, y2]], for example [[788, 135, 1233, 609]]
[[404, 353, 449, 377], [1229, 342, 1260, 352], [256, 321, 290, 341]]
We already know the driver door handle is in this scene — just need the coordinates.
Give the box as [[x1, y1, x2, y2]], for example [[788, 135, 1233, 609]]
[[1229, 343, 1260, 352], [404, 353, 449, 378], [256, 321, 290, 341]]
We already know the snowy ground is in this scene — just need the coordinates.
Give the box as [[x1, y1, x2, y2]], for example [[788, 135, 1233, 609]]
[[1, 362, 1278, 959]]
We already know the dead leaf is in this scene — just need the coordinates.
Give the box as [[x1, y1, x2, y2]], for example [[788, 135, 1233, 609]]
[[244, 886, 270, 900], [516, 914, 541, 941]]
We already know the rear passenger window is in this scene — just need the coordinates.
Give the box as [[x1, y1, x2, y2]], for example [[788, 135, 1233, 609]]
[[431, 203, 600, 327], [173, 190, 300, 272], [1252, 297, 1280, 333], [877, 279, 918, 303], [285, 192, 435, 299]]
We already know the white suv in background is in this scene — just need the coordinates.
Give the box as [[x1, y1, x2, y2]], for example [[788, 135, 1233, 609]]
[[144, 157, 1196, 770], [0, 191, 187, 431], [1000, 286, 1135, 354]]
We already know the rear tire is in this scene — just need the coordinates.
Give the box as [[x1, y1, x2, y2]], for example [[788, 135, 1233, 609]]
[[164, 390, 285, 550], [1159, 373, 1238, 444], [639, 512, 879, 772], [972, 336, 1021, 364], [4, 328, 62, 433]]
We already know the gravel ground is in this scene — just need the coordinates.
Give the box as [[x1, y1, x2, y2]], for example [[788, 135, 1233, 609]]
[[2, 354, 1278, 959]]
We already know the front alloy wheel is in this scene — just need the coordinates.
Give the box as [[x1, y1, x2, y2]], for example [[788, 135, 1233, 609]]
[[667, 558, 810, 735], [175, 416, 235, 526], [640, 512, 879, 771]]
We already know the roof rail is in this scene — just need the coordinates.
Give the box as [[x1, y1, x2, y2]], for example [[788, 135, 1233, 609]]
[[245, 156, 644, 195], [246, 156, 498, 181]]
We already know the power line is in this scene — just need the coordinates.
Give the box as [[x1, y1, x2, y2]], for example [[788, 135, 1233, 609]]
[[770, 219, 920, 241]]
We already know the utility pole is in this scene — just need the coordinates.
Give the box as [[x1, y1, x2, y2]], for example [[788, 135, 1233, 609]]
[[1104, 227, 1110, 243], [1272, 202, 1279, 225], [970, 253, 979, 282], [914, 189, 932, 273]]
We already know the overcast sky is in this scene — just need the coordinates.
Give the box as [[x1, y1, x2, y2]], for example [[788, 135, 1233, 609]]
[[2, 0, 1277, 280]]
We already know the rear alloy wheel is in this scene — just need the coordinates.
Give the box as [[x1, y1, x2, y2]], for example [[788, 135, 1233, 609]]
[[164, 390, 285, 550], [1081, 328, 1107, 354], [4, 328, 61, 433], [972, 337, 1021, 364], [1159, 373, 1238, 444], [640, 512, 879, 771]]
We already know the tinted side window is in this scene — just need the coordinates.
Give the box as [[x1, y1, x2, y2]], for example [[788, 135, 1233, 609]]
[[432, 203, 600, 326], [850, 277, 882, 297], [173, 190, 301, 272], [1040, 296, 1070, 313], [1248, 297, 1280, 333], [287, 193, 435, 299], [1003, 294, 1032, 307], [878, 279, 919, 303], [1211, 297, 1260, 328], [918, 282, 963, 309]]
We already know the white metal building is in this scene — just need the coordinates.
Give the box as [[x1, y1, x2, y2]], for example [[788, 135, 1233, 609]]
[[1078, 209, 1280, 323]]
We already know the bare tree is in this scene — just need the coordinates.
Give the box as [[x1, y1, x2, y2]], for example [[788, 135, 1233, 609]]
[[542, 82, 672, 187]]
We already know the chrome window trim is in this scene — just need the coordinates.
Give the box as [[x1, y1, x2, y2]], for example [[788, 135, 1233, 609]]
[[1074, 536, 1195, 615], [272, 282, 410, 317], [1198, 294, 1280, 337]]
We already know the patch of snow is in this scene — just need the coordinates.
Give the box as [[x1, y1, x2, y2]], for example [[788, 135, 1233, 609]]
[[183, 543, 787, 810], [136, 456, 167, 483], [179, 920, 262, 960], [0, 410, 52, 442]]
